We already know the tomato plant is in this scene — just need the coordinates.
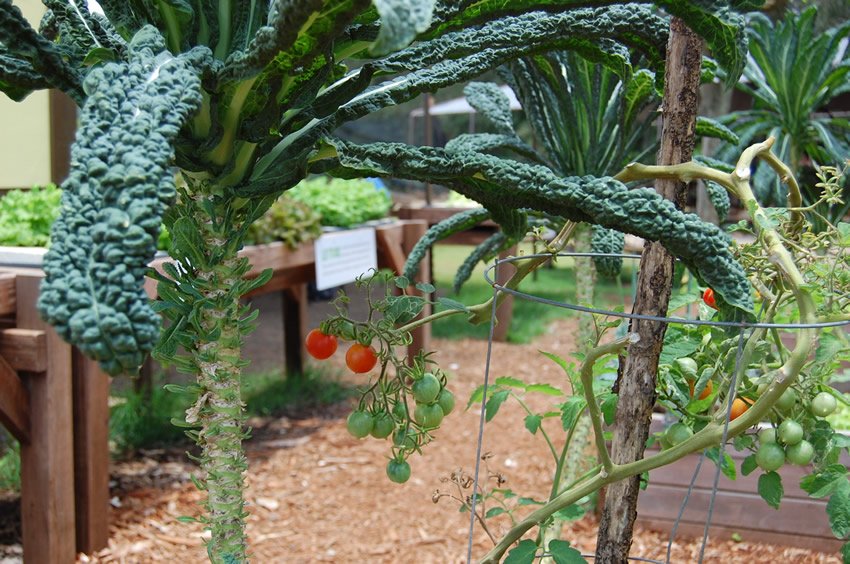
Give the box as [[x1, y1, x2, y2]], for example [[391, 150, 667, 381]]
[[346, 343, 378, 373], [371, 412, 395, 439], [414, 403, 445, 428], [702, 287, 718, 309], [386, 459, 411, 484], [346, 410, 374, 439], [785, 440, 814, 466], [730, 398, 751, 421], [436, 389, 456, 416], [305, 329, 338, 360], [778, 420, 804, 446], [756, 443, 786, 472], [811, 392, 837, 417], [666, 422, 693, 446], [689, 379, 713, 401], [412, 373, 441, 404]]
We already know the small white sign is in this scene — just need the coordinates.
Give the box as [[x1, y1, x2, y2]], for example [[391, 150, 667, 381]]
[[314, 228, 378, 290]]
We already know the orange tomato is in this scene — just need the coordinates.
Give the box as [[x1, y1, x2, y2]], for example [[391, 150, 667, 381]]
[[730, 397, 752, 421], [689, 380, 713, 401]]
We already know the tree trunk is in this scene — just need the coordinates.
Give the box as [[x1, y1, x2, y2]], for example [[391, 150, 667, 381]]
[[594, 18, 702, 563]]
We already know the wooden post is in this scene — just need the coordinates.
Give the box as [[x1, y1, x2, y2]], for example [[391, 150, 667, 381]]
[[492, 246, 517, 342], [15, 273, 76, 564], [71, 351, 110, 553], [595, 18, 702, 563], [282, 284, 308, 377]]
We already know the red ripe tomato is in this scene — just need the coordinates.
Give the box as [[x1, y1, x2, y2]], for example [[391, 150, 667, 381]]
[[346, 343, 378, 373], [702, 288, 718, 310], [305, 329, 338, 360]]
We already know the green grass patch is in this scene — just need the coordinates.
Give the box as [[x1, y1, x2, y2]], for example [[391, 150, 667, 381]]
[[243, 367, 354, 417], [0, 434, 20, 492], [431, 244, 631, 343]]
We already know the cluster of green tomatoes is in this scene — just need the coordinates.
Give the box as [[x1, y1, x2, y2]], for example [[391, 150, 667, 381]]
[[660, 352, 840, 472], [305, 327, 455, 484]]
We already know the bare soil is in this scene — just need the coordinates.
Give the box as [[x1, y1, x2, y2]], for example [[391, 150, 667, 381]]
[[0, 317, 841, 563]]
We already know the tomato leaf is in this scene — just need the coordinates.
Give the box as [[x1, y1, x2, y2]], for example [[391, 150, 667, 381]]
[[504, 539, 537, 564], [467, 384, 488, 410], [485, 390, 510, 422], [437, 297, 469, 312], [741, 454, 758, 477], [827, 482, 850, 538], [559, 396, 587, 431], [553, 504, 586, 522], [539, 350, 582, 394], [394, 276, 410, 289], [415, 281, 436, 294], [496, 376, 528, 389], [705, 447, 736, 481], [524, 414, 542, 435], [758, 471, 783, 510], [800, 465, 848, 498], [526, 383, 563, 396], [548, 539, 588, 563], [517, 497, 544, 506], [485, 507, 507, 519], [599, 393, 618, 425]]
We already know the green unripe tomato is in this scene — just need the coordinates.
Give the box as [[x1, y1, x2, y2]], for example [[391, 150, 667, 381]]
[[392, 400, 408, 420], [412, 373, 441, 404], [776, 389, 797, 413], [811, 392, 838, 417], [414, 402, 444, 428], [370, 411, 395, 439], [665, 422, 694, 447], [346, 410, 373, 439], [758, 427, 777, 445], [778, 419, 804, 446], [386, 459, 411, 484], [436, 388, 456, 416], [785, 440, 815, 466], [392, 428, 417, 449], [675, 357, 699, 379], [755, 443, 786, 472]]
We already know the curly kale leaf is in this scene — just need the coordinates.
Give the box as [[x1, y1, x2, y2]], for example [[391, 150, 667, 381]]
[[463, 82, 515, 135], [429, 1, 749, 83], [706, 181, 731, 222], [591, 226, 626, 278], [316, 138, 754, 317], [249, 5, 668, 189], [696, 116, 739, 145], [0, 0, 84, 103], [403, 207, 491, 281], [369, 0, 435, 55], [37, 27, 205, 375], [454, 231, 507, 292]]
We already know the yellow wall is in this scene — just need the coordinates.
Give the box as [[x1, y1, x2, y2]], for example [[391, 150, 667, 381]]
[[0, 0, 51, 189]]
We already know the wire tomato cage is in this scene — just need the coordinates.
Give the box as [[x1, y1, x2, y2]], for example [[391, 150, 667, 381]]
[[465, 252, 850, 564]]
